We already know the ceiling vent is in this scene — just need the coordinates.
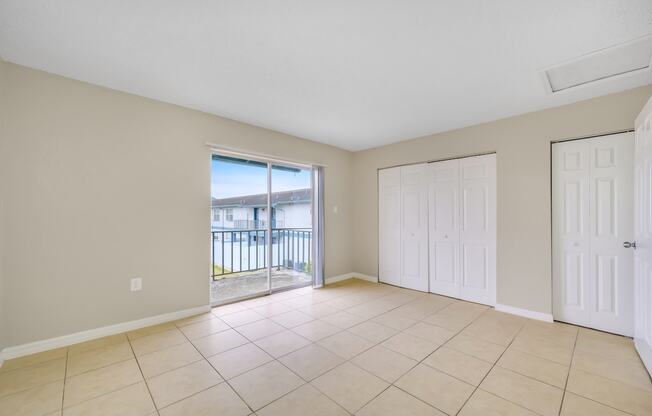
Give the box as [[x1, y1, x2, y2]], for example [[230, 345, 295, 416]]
[[544, 35, 652, 93]]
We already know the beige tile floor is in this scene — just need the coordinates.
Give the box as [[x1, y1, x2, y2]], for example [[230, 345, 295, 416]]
[[1, 278, 651, 416]]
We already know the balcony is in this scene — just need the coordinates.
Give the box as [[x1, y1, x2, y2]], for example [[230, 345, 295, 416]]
[[210, 228, 312, 304]]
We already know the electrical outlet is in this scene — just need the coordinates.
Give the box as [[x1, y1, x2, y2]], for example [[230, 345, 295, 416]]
[[333, 205, 339, 214], [130, 277, 142, 291]]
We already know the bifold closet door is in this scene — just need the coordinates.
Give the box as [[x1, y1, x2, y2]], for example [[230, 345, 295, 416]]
[[379, 167, 401, 287], [553, 134, 634, 336], [400, 164, 429, 291], [428, 154, 496, 306], [428, 159, 461, 298], [459, 154, 497, 306]]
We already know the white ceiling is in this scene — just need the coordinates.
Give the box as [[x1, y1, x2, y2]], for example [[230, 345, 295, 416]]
[[1, 1, 652, 151]]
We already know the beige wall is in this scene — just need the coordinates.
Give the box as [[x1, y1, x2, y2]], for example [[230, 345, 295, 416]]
[[2, 57, 651, 349], [352, 84, 652, 315], [0, 62, 354, 347], [0, 60, 7, 350]]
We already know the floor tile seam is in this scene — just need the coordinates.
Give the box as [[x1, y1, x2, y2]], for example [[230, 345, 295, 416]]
[[0, 365, 69, 401], [566, 365, 652, 402], [306, 369, 375, 415], [122, 332, 160, 414], [228, 319, 319, 385], [387, 383, 452, 416], [558, 389, 638, 416], [501, 344, 574, 368], [59, 347, 70, 413], [471, 387, 550, 416], [369, 305, 489, 416], [258, 373, 352, 415], [131, 339, 190, 359], [0, 354, 70, 376], [135, 353, 205, 381], [176, 319, 256, 415], [150, 379, 236, 414], [61, 379, 145, 412], [64, 354, 137, 380], [451, 312, 527, 416], [215, 299, 368, 414]]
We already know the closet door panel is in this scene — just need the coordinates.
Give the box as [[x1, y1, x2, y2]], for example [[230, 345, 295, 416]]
[[379, 167, 401, 286], [459, 154, 496, 305], [401, 164, 429, 292], [588, 133, 634, 336], [428, 159, 460, 297], [553, 140, 592, 328]]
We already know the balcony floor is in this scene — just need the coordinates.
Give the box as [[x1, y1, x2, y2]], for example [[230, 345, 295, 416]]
[[210, 268, 312, 304]]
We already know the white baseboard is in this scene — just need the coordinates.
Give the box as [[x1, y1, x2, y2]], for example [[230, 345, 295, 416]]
[[495, 303, 553, 323], [0, 304, 211, 361], [326, 272, 378, 284]]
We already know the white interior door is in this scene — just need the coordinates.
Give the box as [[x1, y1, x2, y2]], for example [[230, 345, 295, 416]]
[[401, 164, 429, 291], [428, 159, 461, 298], [459, 154, 497, 305], [379, 167, 401, 287], [552, 139, 591, 327], [589, 134, 633, 335], [553, 133, 634, 336], [634, 99, 652, 375]]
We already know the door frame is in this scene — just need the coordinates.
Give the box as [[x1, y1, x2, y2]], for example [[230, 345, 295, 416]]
[[210, 149, 316, 306], [549, 129, 635, 333]]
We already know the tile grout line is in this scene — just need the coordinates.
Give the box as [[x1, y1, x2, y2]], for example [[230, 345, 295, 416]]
[[173, 318, 257, 415], [126, 332, 161, 416], [212, 283, 409, 415], [226, 311, 342, 413], [351, 303, 494, 416], [557, 326, 579, 416], [451, 311, 532, 416], [59, 347, 70, 413], [301, 288, 483, 414]]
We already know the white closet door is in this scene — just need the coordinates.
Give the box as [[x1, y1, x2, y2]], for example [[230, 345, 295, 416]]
[[553, 134, 634, 336], [552, 140, 591, 327], [588, 133, 633, 336], [379, 167, 401, 287], [401, 164, 429, 291], [459, 154, 497, 305], [428, 159, 461, 298]]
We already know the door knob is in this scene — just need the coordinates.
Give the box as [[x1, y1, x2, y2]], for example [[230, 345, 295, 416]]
[[623, 241, 637, 249]]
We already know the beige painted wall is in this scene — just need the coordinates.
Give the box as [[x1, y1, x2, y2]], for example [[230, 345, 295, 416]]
[[2, 57, 651, 348], [0, 60, 7, 350], [0, 61, 354, 347], [352, 84, 652, 315]]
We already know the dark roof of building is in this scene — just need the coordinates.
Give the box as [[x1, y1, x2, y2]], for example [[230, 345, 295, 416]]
[[212, 188, 311, 208]]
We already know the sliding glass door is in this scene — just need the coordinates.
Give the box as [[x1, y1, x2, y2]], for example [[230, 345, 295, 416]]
[[210, 154, 317, 305], [271, 164, 313, 291]]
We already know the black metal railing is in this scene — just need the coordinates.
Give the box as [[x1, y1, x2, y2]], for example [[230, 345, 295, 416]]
[[211, 228, 312, 279]]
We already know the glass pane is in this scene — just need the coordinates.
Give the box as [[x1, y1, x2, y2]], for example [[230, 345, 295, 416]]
[[271, 164, 313, 291], [211, 155, 269, 304]]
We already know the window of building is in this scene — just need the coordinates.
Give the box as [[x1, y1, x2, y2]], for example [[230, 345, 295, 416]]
[[226, 208, 234, 222], [213, 209, 220, 221]]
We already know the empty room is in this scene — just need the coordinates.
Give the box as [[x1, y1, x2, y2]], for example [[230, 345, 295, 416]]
[[2, 1, 652, 415]]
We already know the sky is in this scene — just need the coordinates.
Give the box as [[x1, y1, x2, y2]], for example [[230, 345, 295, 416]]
[[211, 157, 312, 199]]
